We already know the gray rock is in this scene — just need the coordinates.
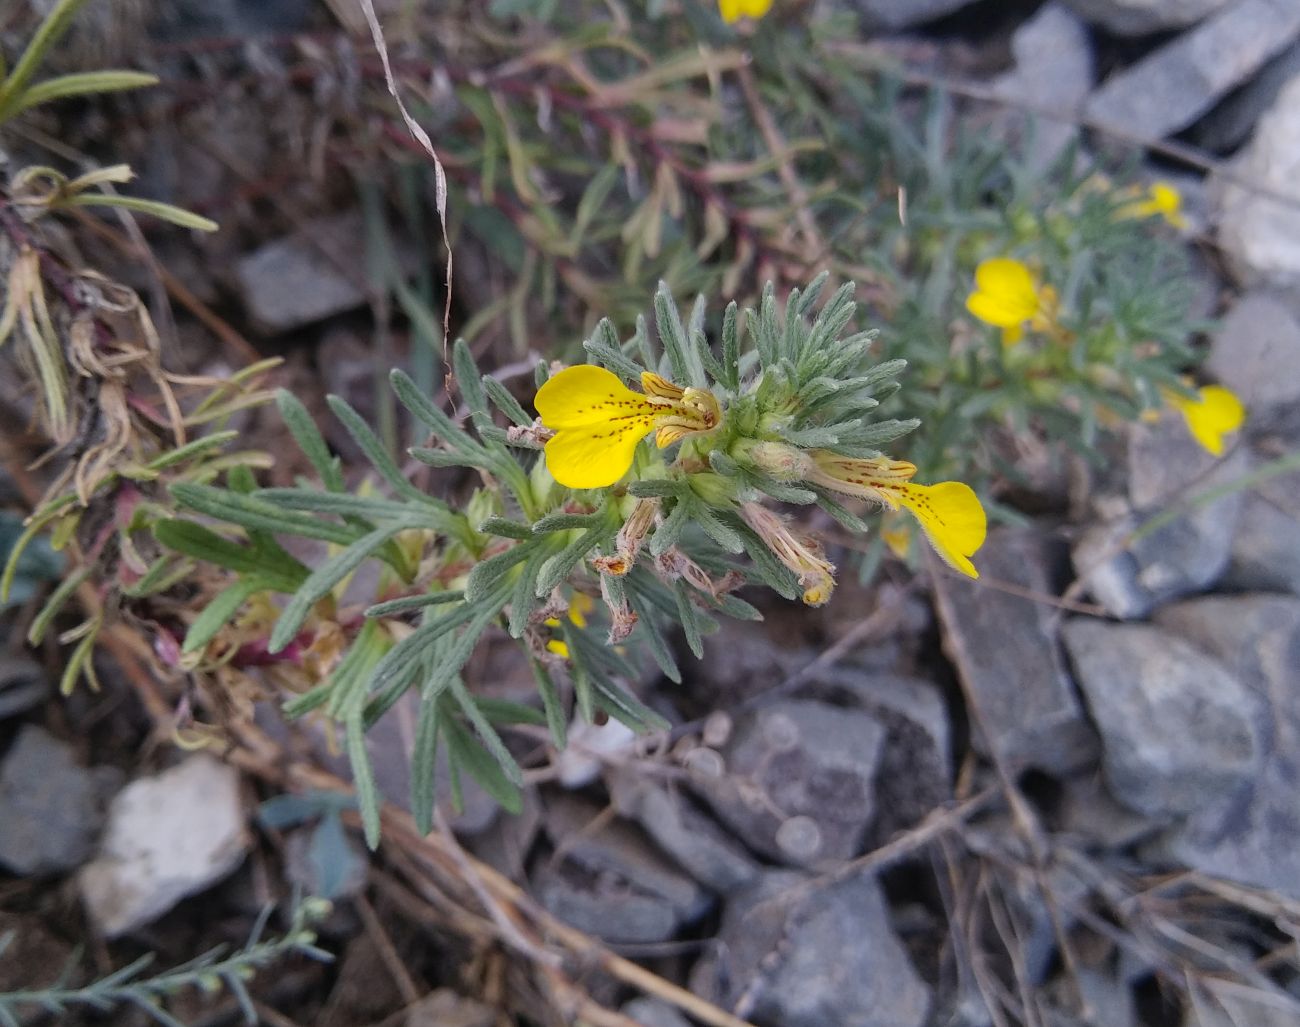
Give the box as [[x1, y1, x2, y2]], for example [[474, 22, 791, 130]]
[[1072, 418, 1250, 618], [1085, 0, 1300, 141], [1223, 468, 1300, 596], [620, 997, 692, 1027], [1216, 73, 1300, 290], [989, 4, 1093, 171], [610, 772, 759, 893], [1193, 41, 1300, 152], [0, 658, 46, 720], [934, 528, 1097, 774], [0, 726, 118, 876], [692, 700, 886, 867], [1184, 988, 1300, 1027], [1062, 619, 1265, 820], [687, 616, 811, 709], [1062, 0, 1227, 35], [235, 209, 408, 333], [846, 0, 978, 31], [1205, 292, 1300, 436], [79, 755, 251, 937], [1055, 773, 1159, 850], [533, 793, 711, 944], [283, 819, 369, 901], [812, 669, 952, 843], [691, 870, 931, 1027], [1153, 594, 1300, 897]]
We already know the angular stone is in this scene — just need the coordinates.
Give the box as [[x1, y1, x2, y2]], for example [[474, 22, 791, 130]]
[[532, 793, 711, 944], [0, 657, 46, 720], [1193, 40, 1300, 152], [620, 998, 693, 1027], [692, 700, 885, 867], [989, 4, 1093, 171], [1062, 0, 1227, 35], [1153, 594, 1300, 897], [1216, 74, 1300, 290], [1205, 292, 1300, 436], [811, 668, 952, 843], [935, 528, 1097, 774], [79, 755, 251, 936], [1062, 619, 1265, 820], [847, 0, 979, 31], [610, 772, 759, 894], [0, 726, 118, 876], [1085, 0, 1300, 140], [691, 870, 931, 1027], [1223, 469, 1300, 596], [1073, 418, 1249, 618]]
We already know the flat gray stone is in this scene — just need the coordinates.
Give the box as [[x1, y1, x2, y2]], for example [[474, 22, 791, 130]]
[[1153, 594, 1300, 898], [1062, 619, 1265, 820], [79, 755, 250, 936], [691, 700, 886, 867], [0, 726, 118, 876], [610, 773, 759, 894], [533, 793, 711, 945], [1193, 40, 1300, 152], [691, 870, 931, 1027], [1216, 73, 1300, 290], [989, 4, 1094, 171], [1085, 0, 1300, 140], [1063, 0, 1227, 35], [847, 0, 978, 30], [1222, 468, 1300, 596], [812, 669, 952, 843], [1073, 418, 1250, 618], [935, 528, 1098, 774], [620, 998, 692, 1027], [1205, 292, 1300, 436]]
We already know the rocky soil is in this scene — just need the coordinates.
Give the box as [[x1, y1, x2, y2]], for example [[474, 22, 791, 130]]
[[3, 1, 1300, 1025]]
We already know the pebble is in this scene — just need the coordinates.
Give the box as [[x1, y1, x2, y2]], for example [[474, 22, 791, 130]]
[[78, 754, 251, 937]]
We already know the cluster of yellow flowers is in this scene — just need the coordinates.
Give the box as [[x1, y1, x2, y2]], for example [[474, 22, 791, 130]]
[[718, 0, 773, 23], [964, 182, 1244, 457], [533, 363, 986, 589]]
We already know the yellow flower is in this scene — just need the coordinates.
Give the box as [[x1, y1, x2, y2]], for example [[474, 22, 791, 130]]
[[808, 452, 987, 578], [535, 365, 721, 489], [965, 258, 1058, 345], [1163, 384, 1245, 456], [546, 592, 595, 658], [719, 0, 773, 23], [1117, 181, 1187, 229]]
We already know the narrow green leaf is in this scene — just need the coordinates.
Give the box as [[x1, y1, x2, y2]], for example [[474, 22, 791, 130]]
[[346, 716, 383, 849], [276, 390, 344, 492], [64, 194, 217, 232], [5, 70, 157, 117], [269, 525, 406, 653], [183, 578, 267, 654]]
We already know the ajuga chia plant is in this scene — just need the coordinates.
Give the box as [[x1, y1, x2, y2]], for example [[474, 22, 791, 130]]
[[159, 276, 986, 846]]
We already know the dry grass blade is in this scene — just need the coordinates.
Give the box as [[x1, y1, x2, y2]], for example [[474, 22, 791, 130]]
[[360, 0, 453, 356]]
